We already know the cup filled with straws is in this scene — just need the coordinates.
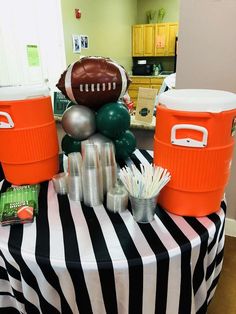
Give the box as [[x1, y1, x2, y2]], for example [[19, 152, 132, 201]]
[[119, 163, 171, 223]]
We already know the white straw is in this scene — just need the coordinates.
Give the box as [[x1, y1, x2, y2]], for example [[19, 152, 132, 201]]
[[119, 164, 171, 199]]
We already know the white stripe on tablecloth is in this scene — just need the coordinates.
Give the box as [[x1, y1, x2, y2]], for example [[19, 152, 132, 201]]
[[207, 257, 224, 303], [0, 279, 14, 294], [0, 278, 25, 313], [151, 215, 182, 314], [0, 295, 24, 311], [165, 212, 202, 314], [69, 200, 106, 314], [146, 150, 154, 158], [0, 179, 4, 190], [0, 227, 39, 312], [119, 209, 157, 314], [194, 210, 225, 311], [92, 204, 129, 314], [21, 221, 61, 312], [47, 181, 79, 314], [133, 149, 151, 166]]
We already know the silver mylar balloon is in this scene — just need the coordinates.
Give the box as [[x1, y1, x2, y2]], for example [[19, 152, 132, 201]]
[[88, 133, 113, 156], [62, 105, 96, 140]]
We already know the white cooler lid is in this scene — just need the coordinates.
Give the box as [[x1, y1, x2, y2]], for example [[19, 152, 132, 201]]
[[159, 89, 236, 113], [0, 85, 50, 101]]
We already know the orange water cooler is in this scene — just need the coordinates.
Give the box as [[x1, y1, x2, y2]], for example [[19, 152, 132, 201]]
[[154, 89, 236, 216], [0, 86, 59, 185]]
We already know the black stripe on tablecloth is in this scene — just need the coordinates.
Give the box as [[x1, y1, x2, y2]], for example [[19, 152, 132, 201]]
[[0, 265, 9, 280], [218, 214, 225, 243], [157, 206, 192, 314], [35, 181, 72, 314], [8, 225, 60, 313], [206, 246, 224, 281], [0, 163, 4, 181], [0, 291, 14, 297], [197, 273, 221, 314], [12, 286, 40, 314], [220, 200, 226, 213], [138, 222, 170, 314], [207, 213, 222, 252], [0, 252, 21, 281], [105, 210, 143, 314], [184, 217, 209, 295], [129, 153, 142, 170], [57, 195, 93, 314], [0, 265, 39, 313], [0, 179, 11, 193], [81, 203, 118, 314], [139, 149, 153, 163], [59, 154, 64, 173], [0, 306, 20, 314]]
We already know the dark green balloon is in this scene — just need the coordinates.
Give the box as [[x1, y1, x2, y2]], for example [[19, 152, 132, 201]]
[[61, 134, 81, 155], [114, 130, 136, 160], [96, 102, 130, 139]]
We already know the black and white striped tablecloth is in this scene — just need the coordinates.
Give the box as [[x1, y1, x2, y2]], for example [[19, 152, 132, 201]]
[[0, 150, 225, 314]]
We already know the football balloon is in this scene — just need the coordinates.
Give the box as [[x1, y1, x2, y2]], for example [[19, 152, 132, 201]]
[[56, 56, 131, 110]]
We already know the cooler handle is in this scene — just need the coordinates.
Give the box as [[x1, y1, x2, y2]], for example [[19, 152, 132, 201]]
[[0, 111, 14, 129], [171, 124, 208, 148]]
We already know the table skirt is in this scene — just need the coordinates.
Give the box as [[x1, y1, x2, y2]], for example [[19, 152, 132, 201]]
[[0, 150, 225, 314]]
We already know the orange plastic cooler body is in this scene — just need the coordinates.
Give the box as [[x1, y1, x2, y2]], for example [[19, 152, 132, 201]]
[[0, 96, 59, 184], [154, 100, 236, 217]]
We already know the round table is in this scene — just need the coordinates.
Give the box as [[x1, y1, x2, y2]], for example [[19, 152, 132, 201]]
[[0, 150, 225, 314]]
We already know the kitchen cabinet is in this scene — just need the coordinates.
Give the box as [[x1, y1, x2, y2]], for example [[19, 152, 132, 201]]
[[132, 25, 144, 56], [128, 76, 164, 108], [132, 24, 155, 56], [132, 23, 178, 57]]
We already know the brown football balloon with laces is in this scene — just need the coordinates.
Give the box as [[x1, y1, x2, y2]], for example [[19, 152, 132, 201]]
[[56, 56, 131, 110]]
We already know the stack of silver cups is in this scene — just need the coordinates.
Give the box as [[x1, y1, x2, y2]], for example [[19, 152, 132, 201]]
[[67, 152, 83, 201], [81, 143, 104, 206]]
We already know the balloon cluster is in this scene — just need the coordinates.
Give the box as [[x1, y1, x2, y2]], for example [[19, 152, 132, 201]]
[[59, 57, 136, 160]]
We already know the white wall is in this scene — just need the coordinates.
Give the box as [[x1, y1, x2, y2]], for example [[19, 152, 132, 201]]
[[0, 0, 66, 93], [176, 0, 236, 92], [176, 0, 236, 219]]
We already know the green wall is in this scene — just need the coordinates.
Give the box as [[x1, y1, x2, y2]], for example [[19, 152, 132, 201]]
[[60, 0, 137, 72], [137, 0, 180, 24]]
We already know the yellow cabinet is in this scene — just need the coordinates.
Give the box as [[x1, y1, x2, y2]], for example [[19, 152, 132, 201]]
[[132, 24, 155, 56], [128, 76, 164, 108], [132, 23, 178, 57], [143, 24, 155, 56], [155, 23, 178, 56], [132, 25, 144, 56], [166, 23, 178, 56], [155, 23, 168, 56]]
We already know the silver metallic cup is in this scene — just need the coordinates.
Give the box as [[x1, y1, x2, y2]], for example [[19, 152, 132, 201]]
[[129, 194, 158, 223]]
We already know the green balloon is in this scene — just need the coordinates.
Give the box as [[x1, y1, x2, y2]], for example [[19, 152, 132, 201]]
[[96, 102, 130, 139], [61, 134, 81, 155], [114, 130, 136, 160]]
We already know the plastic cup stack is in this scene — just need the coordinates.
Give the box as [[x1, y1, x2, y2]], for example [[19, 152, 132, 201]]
[[52, 172, 68, 195], [106, 181, 128, 213], [67, 152, 83, 201], [82, 143, 103, 206], [101, 142, 117, 194]]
